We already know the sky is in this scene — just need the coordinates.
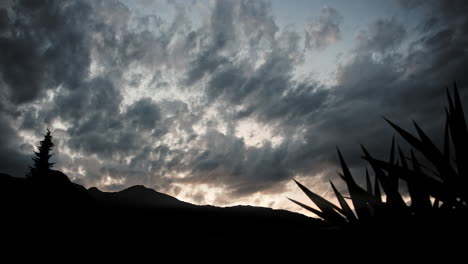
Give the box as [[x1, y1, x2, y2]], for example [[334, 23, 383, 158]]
[[1, 0, 468, 216]]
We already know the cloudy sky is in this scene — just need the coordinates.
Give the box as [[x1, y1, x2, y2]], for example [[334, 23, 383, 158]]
[[1, 0, 467, 215]]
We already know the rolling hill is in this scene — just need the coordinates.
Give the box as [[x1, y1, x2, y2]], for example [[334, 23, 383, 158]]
[[0, 170, 326, 243]]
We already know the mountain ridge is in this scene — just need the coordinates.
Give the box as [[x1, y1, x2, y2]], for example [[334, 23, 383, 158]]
[[0, 170, 315, 218], [0, 170, 325, 242]]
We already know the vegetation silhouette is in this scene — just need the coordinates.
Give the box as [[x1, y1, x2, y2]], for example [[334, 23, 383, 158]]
[[27, 128, 54, 179], [290, 83, 468, 242]]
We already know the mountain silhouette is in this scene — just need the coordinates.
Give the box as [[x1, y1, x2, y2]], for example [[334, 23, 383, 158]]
[[2, 169, 467, 254], [1, 170, 327, 244], [88, 184, 195, 209]]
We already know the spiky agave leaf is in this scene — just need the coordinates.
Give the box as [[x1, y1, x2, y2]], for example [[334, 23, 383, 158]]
[[364, 155, 455, 205], [407, 150, 432, 211], [364, 166, 384, 206], [387, 142, 399, 192], [448, 84, 468, 180], [444, 108, 451, 160], [384, 118, 423, 152], [389, 86, 468, 203], [385, 118, 458, 186], [398, 146, 408, 169], [385, 118, 468, 208], [366, 168, 372, 195], [293, 179, 346, 223], [361, 145, 407, 210], [287, 197, 327, 220], [412, 120, 459, 185], [337, 148, 375, 221], [374, 175, 383, 204], [389, 136, 396, 165], [330, 180, 357, 221]]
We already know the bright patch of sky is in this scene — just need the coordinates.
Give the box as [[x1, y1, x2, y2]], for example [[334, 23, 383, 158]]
[[270, 0, 422, 86]]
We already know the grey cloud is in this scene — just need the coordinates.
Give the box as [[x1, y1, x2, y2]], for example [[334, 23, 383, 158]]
[[206, 62, 251, 103], [125, 98, 161, 131], [181, 129, 291, 198], [58, 78, 122, 123], [210, 0, 237, 51], [191, 189, 207, 204], [20, 108, 38, 131], [239, 0, 278, 46], [418, 17, 439, 33], [183, 0, 239, 86], [254, 81, 329, 127], [304, 6, 342, 50], [0, 114, 30, 177], [398, 0, 425, 9], [204, 29, 305, 112], [203, 26, 326, 130], [185, 0, 280, 88], [0, 0, 92, 104], [0, 8, 9, 32], [435, 0, 468, 18], [356, 18, 406, 54], [61, 80, 165, 161], [185, 52, 229, 86], [119, 29, 169, 69]]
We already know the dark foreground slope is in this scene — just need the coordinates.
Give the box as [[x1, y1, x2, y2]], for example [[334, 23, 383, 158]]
[[3, 170, 467, 255], [0, 171, 329, 244]]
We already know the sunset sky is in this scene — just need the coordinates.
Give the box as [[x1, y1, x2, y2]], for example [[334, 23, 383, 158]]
[[1, 0, 467, 215]]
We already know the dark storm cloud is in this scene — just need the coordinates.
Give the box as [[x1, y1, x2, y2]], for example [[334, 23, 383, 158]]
[[185, 0, 279, 88], [196, 15, 309, 119], [0, 8, 9, 32], [183, 0, 237, 86], [53, 77, 122, 124], [59, 78, 169, 180], [125, 98, 161, 131], [0, 114, 30, 176], [0, 0, 92, 104]]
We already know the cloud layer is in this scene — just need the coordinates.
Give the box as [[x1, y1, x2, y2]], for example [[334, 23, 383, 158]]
[[1, 0, 467, 211]]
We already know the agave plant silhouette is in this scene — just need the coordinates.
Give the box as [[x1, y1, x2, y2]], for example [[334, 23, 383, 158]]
[[289, 83, 468, 224]]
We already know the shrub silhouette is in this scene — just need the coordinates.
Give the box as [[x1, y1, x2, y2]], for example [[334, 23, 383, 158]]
[[27, 128, 55, 179], [290, 83, 468, 224]]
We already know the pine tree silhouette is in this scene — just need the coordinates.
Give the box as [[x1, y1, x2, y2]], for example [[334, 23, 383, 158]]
[[28, 128, 55, 179]]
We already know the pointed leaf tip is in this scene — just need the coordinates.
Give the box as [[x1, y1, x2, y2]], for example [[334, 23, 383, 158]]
[[293, 179, 346, 223], [330, 180, 357, 221], [287, 197, 326, 219]]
